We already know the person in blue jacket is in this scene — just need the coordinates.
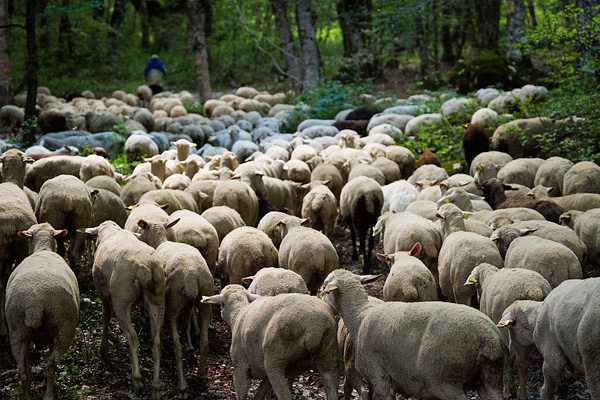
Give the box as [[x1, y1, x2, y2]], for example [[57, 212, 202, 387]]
[[144, 54, 167, 95]]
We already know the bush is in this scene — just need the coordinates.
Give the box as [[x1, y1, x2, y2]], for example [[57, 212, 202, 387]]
[[448, 51, 525, 94]]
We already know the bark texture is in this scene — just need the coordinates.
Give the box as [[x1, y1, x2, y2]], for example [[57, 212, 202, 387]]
[[187, 0, 212, 103], [270, 0, 303, 93], [296, 0, 320, 90], [0, 0, 13, 107], [475, 0, 501, 51], [506, 0, 527, 63], [25, 0, 37, 144]]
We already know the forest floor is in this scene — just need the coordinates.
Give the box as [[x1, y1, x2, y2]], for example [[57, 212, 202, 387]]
[[0, 223, 593, 400]]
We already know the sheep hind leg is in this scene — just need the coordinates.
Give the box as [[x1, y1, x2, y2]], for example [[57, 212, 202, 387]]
[[196, 302, 211, 379], [145, 295, 165, 400], [12, 337, 32, 400], [356, 224, 369, 273], [99, 299, 113, 357], [43, 339, 61, 400], [347, 219, 359, 261], [169, 319, 188, 395], [112, 303, 144, 395], [428, 384, 468, 400], [264, 361, 292, 400]]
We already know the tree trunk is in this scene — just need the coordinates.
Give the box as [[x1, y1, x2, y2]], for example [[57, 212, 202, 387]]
[[336, 0, 370, 57], [432, 0, 439, 70], [474, 0, 501, 51], [135, 0, 150, 50], [58, 0, 73, 64], [201, 0, 213, 69], [108, 0, 126, 69], [526, 0, 537, 29], [416, 13, 429, 78], [24, 0, 37, 144], [0, 0, 13, 107], [296, 0, 320, 91], [186, 0, 212, 103], [506, 0, 528, 63], [270, 0, 303, 93], [440, 19, 455, 64]]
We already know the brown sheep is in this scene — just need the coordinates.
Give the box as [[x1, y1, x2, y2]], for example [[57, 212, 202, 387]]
[[481, 178, 565, 224], [416, 149, 441, 168], [332, 120, 369, 136], [345, 107, 379, 121], [462, 123, 490, 170]]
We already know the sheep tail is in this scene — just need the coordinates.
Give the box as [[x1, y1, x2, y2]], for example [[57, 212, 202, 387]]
[[24, 306, 43, 329], [364, 195, 377, 215], [183, 270, 200, 299], [312, 196, 324, 212]]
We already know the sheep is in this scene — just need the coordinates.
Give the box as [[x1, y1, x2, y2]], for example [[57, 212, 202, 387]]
[[310, 161, 344, 201], [124, 201, 174, 242], [85, 175, 122, 196], [496, 158, 544, 188], [416, 149, 441, 167], [491, 117, 554, 158], [332, 120, 369, 136], [243, 267, 309, 296], [570, 208, 600, 267], [374, 211, 442, 276], [410, 197, 441, 220], [319, 269, 505, 400], [371, 156, 400, 184], [533, 190, 600, 212], [408, 164, 449, 185], [278, 216, 339, 294], [91, 188, 128, 228], [138, 188, 200, 214], [25, 155, 85, 192], [491, 220, 587, 264], [125, 133, 160, 161], [162, 173, 191, 190], [79, 154, 115, 182], [533, 156, 574, 196], [201, 205, 245, 243], [217, 227, 278, 286], [470, 107, 498, 126], [340, 176, 383, 272], [84, 221, 165, 399], [285, 159, 311, 184], [385, 145, 415, 179], [202, 285, 340, 400], [504, 236, 583, 287], [35, 174, 93, 269], [469, 151, 513, 177], [437, 208, 504, 305], [0, 104, 24, 133], [381, 179, 419, 213], [6, 223, 79, 400], [301, 182, 337, 236], [346, 107, 379, 121], [378, 242, 438, 302], [169, 209, 219, 275], [481, 178, 565, 223], [347, 162, 385, 185], [562, 161, 600, 195], [465, 264, 551, 399], [120, 172, 163, 206], [212, 179, 259, 226], [462, 123, 490, 170]]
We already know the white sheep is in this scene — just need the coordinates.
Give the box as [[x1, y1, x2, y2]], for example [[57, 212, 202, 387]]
[[244, 267, 309, 296], [6, 223, 79, 400], [202, 285, 340, 400], [319, 269, 505, 399]]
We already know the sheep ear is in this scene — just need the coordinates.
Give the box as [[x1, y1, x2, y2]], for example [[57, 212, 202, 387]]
[[560, 213, 570, 221], [170, 141, 176, 146], [124, 175, 133, 181], [467, 193, 484, 200], [254, 170, 264, 177], [439, 181, 448, 189], [547, 187, 554, 193], [359, 274, 382, 285], [476, 165, 483, 171], [248, 293, 261, 302], [495, 164, 504, 171], [300, 218, 311, 226], [201, 294, 225, 304], [158, 203, 170, 210], [458, 181, 470, 187], [435, 212, 443, 219], [242, 276, 255, 286], [204, 155, 213, 161], [126, 204, 139, 211], [18, 230, 32, 238], [462, 211, 471, 219], [432, 178, 440, 185], [503, 184, 517, 191], [164, 218, 180, 229], [282, 164, 289, 171], [24, 156, 35, 164], [231, 174, 241, 180], [409, 242, 422, 257], [54, 229, 68, 237], [319, 283, 338, 297], [376, 253, 390, 261], [414, 181, 422, 187], [83, 227, 99, 236], [527, 191, 535, 198], [190, 143, 197, 147], [464, 273, 478, 286], [497, 312, 516, 328], [276, 220, 286, 227], [322, 179, 332, 186], [90, 189, 99, 197], [198, 191, 209, 199], [137, 219, 149, 230], [519, 228, 537, 236]]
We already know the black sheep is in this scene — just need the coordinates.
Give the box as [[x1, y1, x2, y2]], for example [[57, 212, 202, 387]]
[[481, 178, 565, 224], [332, 120, 369, 136], [345, 108, 379, 121], [463, 123, 490, 169]]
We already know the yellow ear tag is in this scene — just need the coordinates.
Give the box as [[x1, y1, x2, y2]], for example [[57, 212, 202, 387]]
[[444, 198, 450, 203]]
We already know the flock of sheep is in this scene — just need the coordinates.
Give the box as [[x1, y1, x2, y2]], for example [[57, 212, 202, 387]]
[[0, 82, 600, 400]]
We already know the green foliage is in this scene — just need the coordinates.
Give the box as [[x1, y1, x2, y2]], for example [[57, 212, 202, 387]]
[[183, 100, 203, 115], [448, 51, 524, 94], [521, 5, 600, 90], [285, 79, 375, 131]]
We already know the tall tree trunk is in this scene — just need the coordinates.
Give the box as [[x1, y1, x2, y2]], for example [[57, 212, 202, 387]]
[[187, 0, 212, 103], [336, 0, 370, 56], [201, 0, 213, 70], [296, 0, 320, 91], [415, 13, 429, 78], [474, 0, 501, 51], [432, 0, 439, 70], [506, 0, 528, 63], [108, 0, 126, 69], [440, 19, 455, 63], [270, 0, 303, 93], [526, 0, 537, 29], [134, 0, 150, 50], [0, 0, 13, 107], [58, 0, 73, 65], [25, 0, 37, 144], [38, 0, 51, 52]]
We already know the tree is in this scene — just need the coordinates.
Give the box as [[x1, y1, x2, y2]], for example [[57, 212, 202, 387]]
[[270, 0, 303, 93], [0, 0, 13, 107], [187, 0, 212, 102], [506, 0, 529, 63], [131, 0, 150, 49], [474, 0, 501, 51], [109, 0, 126, 69], [24, 0, 38, 144], [336, 0, 372, 57], [296, 0, 320, 90]]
